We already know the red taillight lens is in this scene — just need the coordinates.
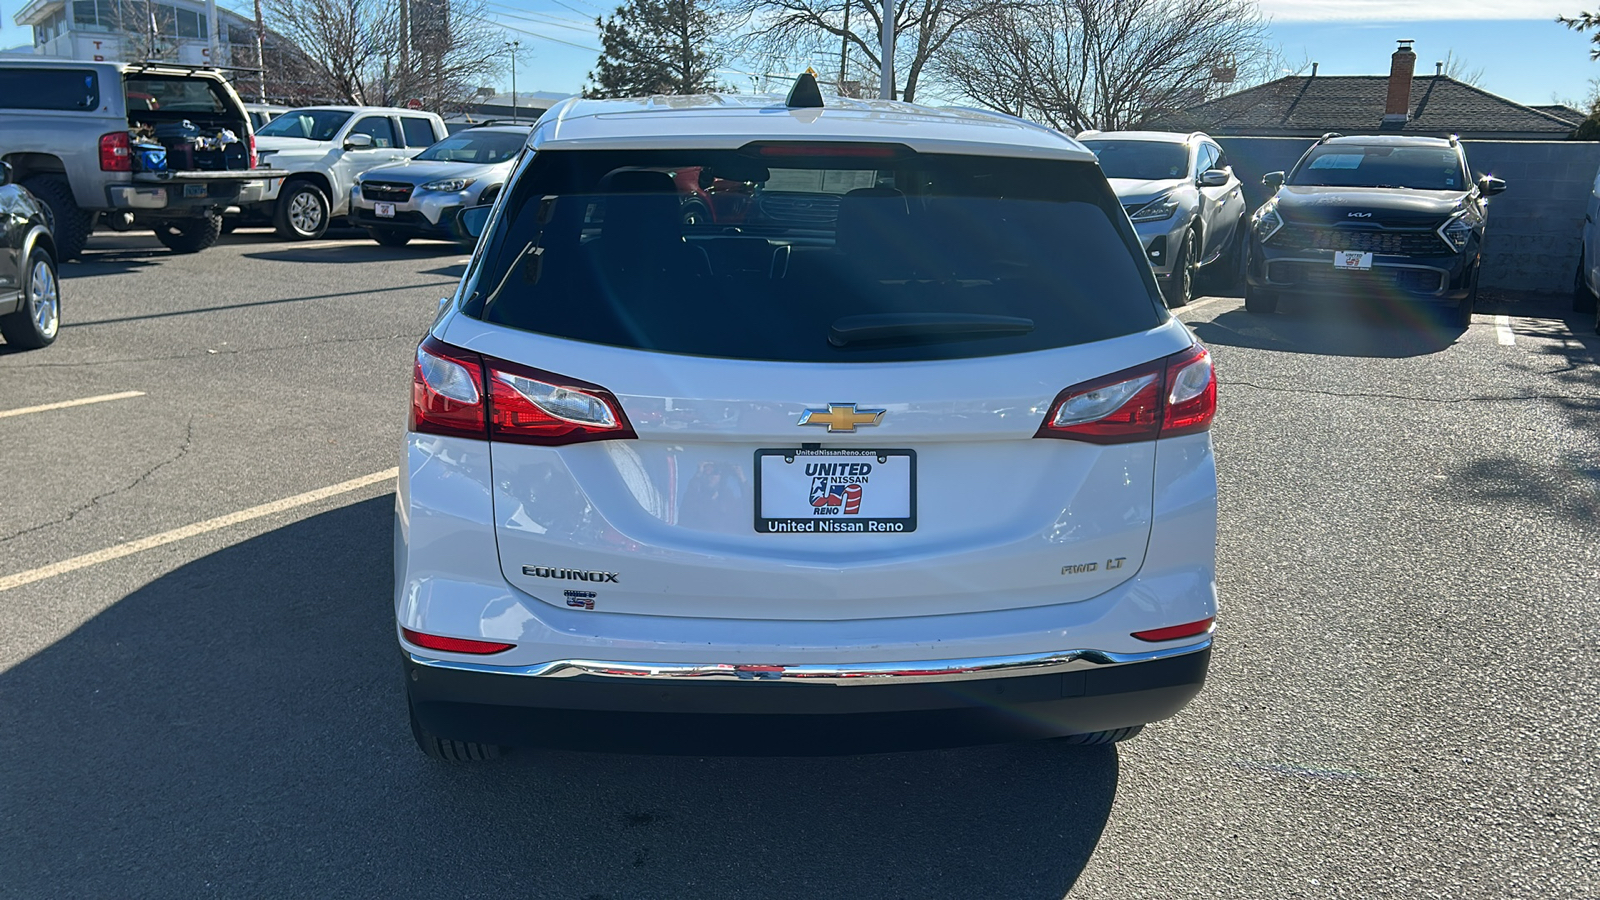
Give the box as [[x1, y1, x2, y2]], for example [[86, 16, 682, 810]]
[[410, 336, 636, 446], [99, 131, 131, 171], [1037, 344, 1216, 444], [486, 358, 636, 446], [1131, 617, 1215, 642], [247, 131, 258, 169], [411, 336, 487, 439], [743, 141, 909, 158], [401, 627, 514, 654]]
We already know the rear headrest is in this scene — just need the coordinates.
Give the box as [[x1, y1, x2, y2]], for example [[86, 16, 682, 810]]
[[599, 169, 679, 194], [834, 187, 909, 255]]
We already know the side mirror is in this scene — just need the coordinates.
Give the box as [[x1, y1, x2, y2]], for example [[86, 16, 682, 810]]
[[1199, 168, 1230, 188], [1262, 171, 1285, 191], [1480, 175, 1507, 196], [0, 160, 11, 187], [455, 204, 493, 241], [343, 133, 374, 151]]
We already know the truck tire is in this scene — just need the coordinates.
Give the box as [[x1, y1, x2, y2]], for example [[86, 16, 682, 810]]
[[274, 179, 330, 240], [153, 215, 223, 254], [21, 175, 92, 261]]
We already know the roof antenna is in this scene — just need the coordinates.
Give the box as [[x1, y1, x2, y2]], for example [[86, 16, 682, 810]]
[[786, 67, 825, 109]]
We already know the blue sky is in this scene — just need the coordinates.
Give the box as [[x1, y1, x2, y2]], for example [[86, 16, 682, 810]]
[[3, 0, 1597, 108]]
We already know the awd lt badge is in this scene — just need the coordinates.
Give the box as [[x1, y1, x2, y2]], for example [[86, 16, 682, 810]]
[[797, 403, 885, 433]]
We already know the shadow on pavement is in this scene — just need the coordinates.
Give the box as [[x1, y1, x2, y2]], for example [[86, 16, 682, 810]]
[[244, 241, 465, 265], [1192, 294, 1462, 358], [0, 496, 1118, 899]]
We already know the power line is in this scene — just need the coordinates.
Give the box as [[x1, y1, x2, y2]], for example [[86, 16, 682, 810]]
[[471, 12, 600, 52], [485, 2, 596, 34]]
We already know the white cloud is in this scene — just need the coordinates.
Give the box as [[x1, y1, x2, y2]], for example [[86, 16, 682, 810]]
[[1257, 0, 1570, 22]]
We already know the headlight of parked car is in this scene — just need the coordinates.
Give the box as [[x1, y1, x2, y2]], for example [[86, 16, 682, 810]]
[[1129, 192, 1180, 223], [1251, 202, 1283, 243], [1438, 212, 1479, 252], [421, 178, 476, 193]]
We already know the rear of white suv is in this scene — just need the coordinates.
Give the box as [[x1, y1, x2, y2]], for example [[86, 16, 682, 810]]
[[395, 90, 1218, 759]]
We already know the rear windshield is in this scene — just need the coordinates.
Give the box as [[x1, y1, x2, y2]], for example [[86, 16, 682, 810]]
[[124, 75, 230, 113], [462, 149, 1162, 363], [1081, 140, 1188, 181], [0, 69, 99, 111], [1290, 144, 1468, 191]]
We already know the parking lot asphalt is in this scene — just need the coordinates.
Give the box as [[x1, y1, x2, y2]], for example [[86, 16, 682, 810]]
[[1, 230, 1597, 899]]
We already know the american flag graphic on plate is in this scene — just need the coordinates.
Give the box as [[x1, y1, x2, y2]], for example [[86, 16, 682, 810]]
[[810, 479, 864, 514]]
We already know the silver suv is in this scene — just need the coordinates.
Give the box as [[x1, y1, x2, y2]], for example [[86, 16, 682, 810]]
[[1079, 131, 1247, 307], [350, 124, 529, 247]]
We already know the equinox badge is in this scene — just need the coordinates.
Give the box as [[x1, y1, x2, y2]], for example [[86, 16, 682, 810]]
[[797, 403, 885, 433]]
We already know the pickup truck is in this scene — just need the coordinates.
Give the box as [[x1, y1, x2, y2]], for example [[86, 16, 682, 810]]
[[0, 60, 264, 258], [239, 106, 449, 239]]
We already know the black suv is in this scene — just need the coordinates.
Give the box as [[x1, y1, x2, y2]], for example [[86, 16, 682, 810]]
[[1244, 134, 1506, 326]]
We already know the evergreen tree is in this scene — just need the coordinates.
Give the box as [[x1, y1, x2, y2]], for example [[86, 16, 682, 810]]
[[585, 0, 725, 98]]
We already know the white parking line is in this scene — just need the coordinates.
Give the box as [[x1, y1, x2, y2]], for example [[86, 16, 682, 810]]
[[0, 468, 398, 594], [1179, 296, 1230, 314], [0, 390, 145, 420], [1494, 315, 1516, 346]]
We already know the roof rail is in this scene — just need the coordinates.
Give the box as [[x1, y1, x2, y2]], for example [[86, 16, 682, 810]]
[[467, 119, 532, 128], [126, 60, 263, 75]]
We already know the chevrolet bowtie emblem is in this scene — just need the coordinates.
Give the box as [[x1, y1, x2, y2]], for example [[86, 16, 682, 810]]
[[797, 403, 885, 433]]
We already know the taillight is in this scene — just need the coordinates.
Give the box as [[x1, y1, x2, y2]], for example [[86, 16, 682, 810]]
[[247, 130, 257, 169], [401, 627, 514, 654], [411, 336, 486, 439], [410, 336, 635, 445], [1131, 617, 1215, 642], [1037, 344, 1215, 444], [99, 131, 131, 171], [487, 358, 636, 445]]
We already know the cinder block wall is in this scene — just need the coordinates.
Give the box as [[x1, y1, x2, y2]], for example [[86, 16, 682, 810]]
[[1214, 137, 1600, 294]]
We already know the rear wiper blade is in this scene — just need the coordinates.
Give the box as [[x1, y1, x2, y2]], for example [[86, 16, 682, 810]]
[[828, 313, 1034, 348]]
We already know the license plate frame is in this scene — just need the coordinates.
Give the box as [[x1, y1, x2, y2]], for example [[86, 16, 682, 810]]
[[374, 202, 396, 218], [753, 448, 916, 534], [183, 183, 207, 198], [1334, 250, 1373, 271]]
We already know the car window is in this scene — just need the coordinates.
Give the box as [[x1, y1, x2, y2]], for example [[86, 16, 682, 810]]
[[461, 149, 1162, 363], [123, 75, 228, 113], [1080, 140, 1189, 181], [1211, 144, 1230, 171], [351, 116, 396, 148], [1290, 145, 1468, 191], [1197, 144, 1219, 175], [0, 68, 99, 111], [414, 131, 526, 163], [400, 117, 437, 148], [257, 109, 351, 141]]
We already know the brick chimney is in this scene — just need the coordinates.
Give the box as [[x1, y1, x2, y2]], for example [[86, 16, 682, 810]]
[[1384, 39, 1417, 125]]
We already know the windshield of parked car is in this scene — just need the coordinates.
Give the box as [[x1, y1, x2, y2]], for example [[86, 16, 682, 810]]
[[414, 131, 527, 163], [1080, 140, 1189, 181], [1289, 145, 1468, 191], [256, 110, 353, 141], [461, 148, 1162, 363]]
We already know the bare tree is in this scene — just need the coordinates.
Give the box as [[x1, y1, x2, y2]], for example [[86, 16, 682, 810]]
[[1439, 49, 1484, 87], [720, 0, 1023, 101], [263, 0, 507, 110], [932, 0, 1270, 132]]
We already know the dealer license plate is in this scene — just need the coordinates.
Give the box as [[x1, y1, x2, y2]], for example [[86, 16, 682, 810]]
[[183, 183, 207, 198], [1334, 250, 1373, 271], [755, 448, 916, 534], [375, 202, 395, 218]]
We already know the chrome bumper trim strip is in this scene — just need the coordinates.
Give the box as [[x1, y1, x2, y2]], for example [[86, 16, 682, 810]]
[[406, 634, 1213, 685]]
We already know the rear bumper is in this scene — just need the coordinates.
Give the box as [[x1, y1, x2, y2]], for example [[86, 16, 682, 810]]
[[405, 642, 1211, 750]]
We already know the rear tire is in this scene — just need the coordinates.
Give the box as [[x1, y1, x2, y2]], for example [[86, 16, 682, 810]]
[[274, 179, 330, 240], [1162, 230, 1195, 308], [21, 175, 92, 261], [1574, 252, 1596, 314], [153, 214, 222, 254], [1053, 725, 1144, 746], [369, 228, 411, 248], [0, 246, 61, 349], [408, 696, 505, 762], [1244, 283, 1278, 314]]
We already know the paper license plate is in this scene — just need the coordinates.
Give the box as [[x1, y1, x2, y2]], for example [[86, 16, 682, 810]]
[[183, 183, 207, 198], [374, 202, 395, 218], [755, 449, 916, 534], [1334, 251, 1373, 270]]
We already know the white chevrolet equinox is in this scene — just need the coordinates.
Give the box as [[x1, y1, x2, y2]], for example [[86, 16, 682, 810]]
[[395, 76, 1219, 760]]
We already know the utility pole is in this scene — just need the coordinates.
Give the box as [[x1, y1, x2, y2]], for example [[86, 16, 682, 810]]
[[879, 0, 892, 100], [506, 40, 520, 123], [838, 1, 849, 94], [253, 0, 267, 102]]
